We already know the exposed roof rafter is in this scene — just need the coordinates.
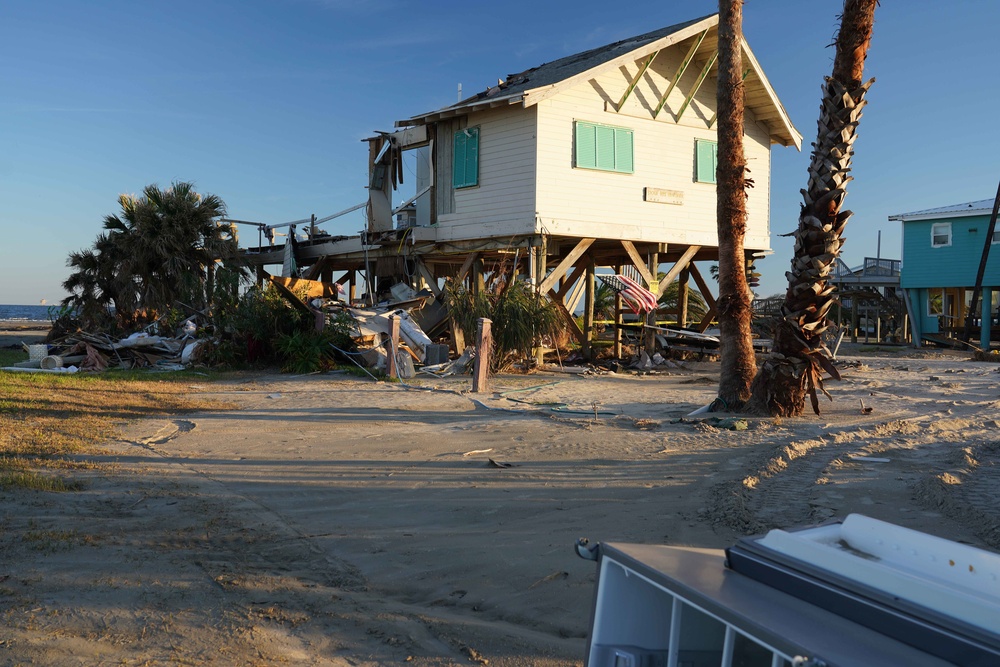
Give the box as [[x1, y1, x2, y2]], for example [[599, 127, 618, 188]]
[[674, 51, 718, 122], [653, 29, 708, 118], [616, 50, 660, 111]]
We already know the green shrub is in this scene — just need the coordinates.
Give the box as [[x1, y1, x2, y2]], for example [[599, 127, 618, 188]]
[[444, 276, 562, 372]]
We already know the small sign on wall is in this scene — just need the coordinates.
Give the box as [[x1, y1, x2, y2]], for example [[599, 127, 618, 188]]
[[644, 187, 684, 205]]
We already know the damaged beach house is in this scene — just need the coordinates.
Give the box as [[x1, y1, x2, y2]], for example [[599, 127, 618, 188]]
[[235, 13, 801, 369]]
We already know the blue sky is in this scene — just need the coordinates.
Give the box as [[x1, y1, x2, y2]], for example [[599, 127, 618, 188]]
[[2, 0, 998, 305]]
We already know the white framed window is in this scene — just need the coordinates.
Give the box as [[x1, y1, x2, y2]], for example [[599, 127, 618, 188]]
[[931, 222, 952, 247], [992, 227, 1000, 244], [927, 288, 943, 317]]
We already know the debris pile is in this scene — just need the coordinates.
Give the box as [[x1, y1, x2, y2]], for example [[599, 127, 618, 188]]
[[6, 331, 204, 373]]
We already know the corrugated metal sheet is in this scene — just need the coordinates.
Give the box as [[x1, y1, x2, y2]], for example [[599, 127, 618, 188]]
[[889, 199, 996, 220]]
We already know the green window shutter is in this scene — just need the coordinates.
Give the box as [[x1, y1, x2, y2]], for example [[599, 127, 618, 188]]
[[575, 121, 633, 173], [595, 125, 616, 171], [575, 122, 597, 169], [696, 139, 717, 183], [614, 127, 634, 173], [453, 127, 479, 188]]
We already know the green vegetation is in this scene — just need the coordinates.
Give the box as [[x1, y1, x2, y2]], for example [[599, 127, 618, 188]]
[[62, 181, 248, 332], [204, 286, 355, 373], [445, 275, 562, 372]]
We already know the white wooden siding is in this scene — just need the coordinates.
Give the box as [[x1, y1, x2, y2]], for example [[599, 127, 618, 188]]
[[432, 106, 537, 241], [534, 46, 773, 250]]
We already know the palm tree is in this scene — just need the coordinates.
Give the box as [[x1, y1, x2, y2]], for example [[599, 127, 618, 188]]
[[715, 0, 756, 408], [746, 0, 878, 416], [63, 182, 246, 328]]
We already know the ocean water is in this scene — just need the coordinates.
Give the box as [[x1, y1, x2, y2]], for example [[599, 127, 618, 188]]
[[0, 304, 53, 322]]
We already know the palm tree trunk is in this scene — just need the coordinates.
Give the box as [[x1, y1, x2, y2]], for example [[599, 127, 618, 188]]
[[746, 0, 878, 416], [715, 0, 756, 408], [206, 262, 216, 310]]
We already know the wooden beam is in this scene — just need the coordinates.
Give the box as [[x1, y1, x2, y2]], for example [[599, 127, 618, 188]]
[[583, 258, 596, 359], [696, 304, 717, 333], [548, 289, 586, 344], [613, 264, 623, 358], [653, 29, 708, 119], [675, 51, 718, 122], [620, 240, 655, 286], [658, 245, 701, 293], [565, 274, 587, 314], [688, 261, 717, 311], [645, 250, 659, 355], [678, 268, 690, 328], [537, 238, 595, 295], [472, 318, 492, 393], [387, 314, 401, 379], [415, 259, 441, 297], [556, 263, 587, 300], [616, 51, 659, 111], [455, 252, 479, 284]]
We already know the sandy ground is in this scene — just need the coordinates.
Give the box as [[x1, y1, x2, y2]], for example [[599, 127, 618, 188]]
[[0, 320, 50, 348], [3, 344, 1000, 665]]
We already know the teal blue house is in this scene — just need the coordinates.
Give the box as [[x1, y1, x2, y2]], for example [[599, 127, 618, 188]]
[[890, 199, 1000, 349]]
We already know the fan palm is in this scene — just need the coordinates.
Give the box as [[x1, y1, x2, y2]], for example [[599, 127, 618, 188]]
[[63, 182, 247, 327]]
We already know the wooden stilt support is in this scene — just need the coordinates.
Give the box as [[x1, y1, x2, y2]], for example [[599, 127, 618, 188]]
[[613, 264, 623, 359], [678, 268, 690, 328], [645, 250, 659, 356], [583, 257, 596, 360], [387, 314, 400, 379], [851, 298, 859, 344], [472, 318, 492, 393], [535, 240, 548, 366]]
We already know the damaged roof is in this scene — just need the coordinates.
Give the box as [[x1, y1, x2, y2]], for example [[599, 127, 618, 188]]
[[397, 13, 801, 148]]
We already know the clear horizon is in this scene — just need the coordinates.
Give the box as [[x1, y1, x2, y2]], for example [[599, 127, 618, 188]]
[[3, 0, 998, 304]]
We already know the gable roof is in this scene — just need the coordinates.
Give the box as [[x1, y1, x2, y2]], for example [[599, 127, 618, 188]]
[[397, 14, 801, 148], [889, 199, 998, 222]]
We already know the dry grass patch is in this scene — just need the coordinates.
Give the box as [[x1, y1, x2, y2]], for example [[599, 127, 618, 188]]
[[0, 371, 231, 490]]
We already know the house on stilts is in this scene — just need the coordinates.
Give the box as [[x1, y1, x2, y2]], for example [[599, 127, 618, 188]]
[[240, 13, 801, 357], [890, 199, 1000, 350]]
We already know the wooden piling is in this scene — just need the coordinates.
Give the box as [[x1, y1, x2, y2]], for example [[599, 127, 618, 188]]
[[387, 314, 400, 379], [472, 318, 492, 393]]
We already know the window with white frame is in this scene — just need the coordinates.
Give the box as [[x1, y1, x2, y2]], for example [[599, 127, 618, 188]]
[[931, 222, 952, 247], [992, 227, 1000, 244], [927, 288, 943, 317]]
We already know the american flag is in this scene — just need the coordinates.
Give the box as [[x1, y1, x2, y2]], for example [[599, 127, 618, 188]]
[[598, 274, 659, 313]]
